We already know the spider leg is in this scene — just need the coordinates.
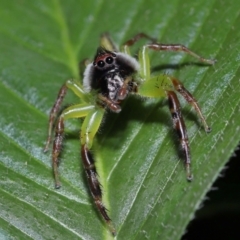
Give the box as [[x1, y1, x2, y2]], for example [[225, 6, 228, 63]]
[[46, 79, 115, 234], [44, 83, 68, 152], [100, 32, 118, 52], [137, 45, 211, 132], [44, 79, 88, 152], [146, 43, 216, 64], [81, 145, 116, 235], [98, 94, 121, 112], [118, 76, 134, 100], [123, 33, 216, 64], [123, 33, 156, 46], [171, 77, 211, 132], [137, 73, 210, 180], [122, 33, 156, 54], [167, 90, 192, 180], [53, 106, 117, 233], [51, 103, 95, 188], [81, 108, 116, 235]]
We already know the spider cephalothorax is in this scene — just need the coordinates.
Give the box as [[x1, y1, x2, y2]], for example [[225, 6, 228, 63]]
[[83, 47, 139, 102], [44, 33, 215, 235]]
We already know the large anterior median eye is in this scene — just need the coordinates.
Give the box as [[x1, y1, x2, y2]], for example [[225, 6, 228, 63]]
[[106, 56, 113, 64], [97, 60, 105, 68]]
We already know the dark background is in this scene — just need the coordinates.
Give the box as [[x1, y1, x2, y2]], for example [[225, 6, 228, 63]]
[[182, 144, 240, 240]]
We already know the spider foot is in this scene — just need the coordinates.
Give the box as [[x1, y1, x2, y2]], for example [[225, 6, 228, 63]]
[[187, 174, 193, 182], [55, 183, 61, 189], [201, 58, 217, 65], [43, 138, 51, 153], [205, 126, 212, 133], [186, 163, 193, 182], [107, 220, 116, 236], [43, 146, 49, 153]]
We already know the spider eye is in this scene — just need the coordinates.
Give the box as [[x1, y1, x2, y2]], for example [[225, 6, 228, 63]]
[[97, 60, 105, 68], [106, 57, 113, 64]]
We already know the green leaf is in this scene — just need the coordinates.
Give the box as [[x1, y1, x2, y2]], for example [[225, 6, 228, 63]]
[[0, 0, 239, 239]]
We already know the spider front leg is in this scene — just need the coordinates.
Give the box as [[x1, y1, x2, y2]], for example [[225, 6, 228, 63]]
[[50, 104, 116, 232], [51, 103, 95, 188], [147, 43, 216, 65], [45, 80, 115, 234], [122, 33, 216, 65], [80, 108, 116, 235], [122, 33, 156, 54]]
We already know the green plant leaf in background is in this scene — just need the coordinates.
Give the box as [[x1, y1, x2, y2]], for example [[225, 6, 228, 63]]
[[0, 0, 239, 239]]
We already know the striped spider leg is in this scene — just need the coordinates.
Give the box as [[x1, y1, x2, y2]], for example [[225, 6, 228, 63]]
[[43, 79, 116, 235], [122, 33, 214, 179]]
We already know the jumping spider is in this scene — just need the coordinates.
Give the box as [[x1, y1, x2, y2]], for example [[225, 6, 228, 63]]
[[44, 33, 215, 235]]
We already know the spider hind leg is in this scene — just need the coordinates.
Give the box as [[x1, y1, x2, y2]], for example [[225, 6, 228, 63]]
[[167, 90, 192, 180], [137, 73, 211, 180], [171, 77, 211, 133]]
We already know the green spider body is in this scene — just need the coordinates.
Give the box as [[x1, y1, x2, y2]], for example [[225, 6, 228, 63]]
[[44, 33, 215, 235]]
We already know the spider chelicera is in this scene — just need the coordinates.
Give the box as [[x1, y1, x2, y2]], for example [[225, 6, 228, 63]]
[[44, 33, 215, 235]]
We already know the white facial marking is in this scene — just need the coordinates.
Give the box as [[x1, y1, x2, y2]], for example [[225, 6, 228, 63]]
[[115, 52, 140, 71], [83, 63, 94, 92]]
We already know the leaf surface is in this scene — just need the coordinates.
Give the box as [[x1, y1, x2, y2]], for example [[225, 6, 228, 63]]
[[0, 1, 239, 239]]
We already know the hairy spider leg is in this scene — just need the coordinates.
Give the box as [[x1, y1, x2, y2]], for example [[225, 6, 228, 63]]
[[118, 76, 135, 100], [170, 77, 211, 132], [44, 84, 68, 152], [52, 103, 95, 188], [122, 32, 157, 54], [97, 94, 122, 112], [135, 46, 211, 180], [167, 91, 192, 180], [80, 108, 116, 235], [136, 74, 193, 179], [45, 79, 115, 235], [147, 43, 216, 64], [56, 105, 116, 234], [138, 46, 211, 132], [122, 33, 216, 65], [44, 80, 88, 152]]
